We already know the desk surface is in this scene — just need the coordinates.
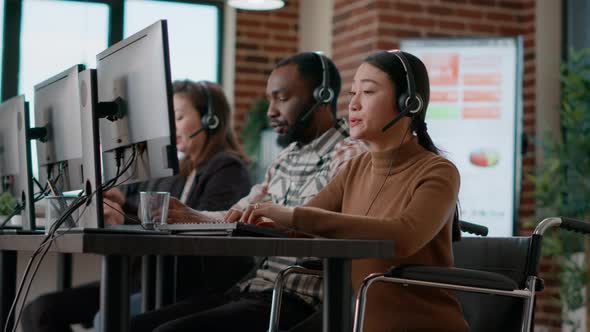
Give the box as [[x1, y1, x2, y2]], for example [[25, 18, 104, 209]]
[[0, 233, 395, 258]]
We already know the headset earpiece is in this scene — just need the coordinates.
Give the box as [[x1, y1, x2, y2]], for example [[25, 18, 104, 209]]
[[381, 51, 425, 132], [201, 112, 219, 131], [198, 81, 219, 132], [397, 92, 423, 116], [297, 52, 335, 125], [313, 52, 334, 105], [389, 50, 423, 117]]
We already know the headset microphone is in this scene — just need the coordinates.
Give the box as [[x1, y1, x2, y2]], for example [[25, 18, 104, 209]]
[[188, 127, 206, 138], [381, 107, 411, 132], [298, 100, 323, 124]]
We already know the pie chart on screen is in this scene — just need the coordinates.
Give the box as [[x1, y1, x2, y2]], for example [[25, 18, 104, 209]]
[[469, 149, 500, 167]]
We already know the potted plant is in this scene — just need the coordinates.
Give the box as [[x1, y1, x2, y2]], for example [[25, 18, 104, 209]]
[[531, 48, 590, 332], [240, 98, 270, 183], [0, 191, 17, 216]]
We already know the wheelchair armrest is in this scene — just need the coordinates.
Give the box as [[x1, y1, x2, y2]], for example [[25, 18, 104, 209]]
[[387, 265, 518, 291], [561, 217, 590, 234], [459, 220, 489, 236]]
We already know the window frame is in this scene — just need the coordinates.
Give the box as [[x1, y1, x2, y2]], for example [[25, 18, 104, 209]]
[[0, 0, 224, 101]]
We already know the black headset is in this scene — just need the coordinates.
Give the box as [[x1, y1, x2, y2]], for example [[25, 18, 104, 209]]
[[313, 52, 335, 104], [298, 52, 335, 124], [381, 50, 425, 132], [189, 81, 219, 138]]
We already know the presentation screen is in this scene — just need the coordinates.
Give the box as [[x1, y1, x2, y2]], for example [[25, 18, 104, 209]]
[[401, 37, 523, 236]]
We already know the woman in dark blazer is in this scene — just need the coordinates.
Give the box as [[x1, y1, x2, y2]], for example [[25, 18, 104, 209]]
[[22, 80, 253, 332]]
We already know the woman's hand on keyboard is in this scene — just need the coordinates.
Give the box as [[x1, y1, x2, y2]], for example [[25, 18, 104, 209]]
[[166, 197, 213, 224], [223, 208, 243, 222], [240, 203, 294, 229]]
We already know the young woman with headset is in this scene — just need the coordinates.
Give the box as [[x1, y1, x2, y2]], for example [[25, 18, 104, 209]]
[[241, 51, 469, 331], [22, 80, 254, 332]]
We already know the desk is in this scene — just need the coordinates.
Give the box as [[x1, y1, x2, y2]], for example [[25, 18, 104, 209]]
[[0, 233, 394, 332]]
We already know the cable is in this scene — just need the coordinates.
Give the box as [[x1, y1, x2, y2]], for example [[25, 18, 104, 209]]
[[3, 195, 87, 332], [5, 145, 139, 331], [5, 145, 141, 331], [11, 201, 90, 332]]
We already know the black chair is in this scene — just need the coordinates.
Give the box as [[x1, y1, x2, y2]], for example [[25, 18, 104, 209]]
[[352, 217, 590, 332], [267, 220, 489, 332]]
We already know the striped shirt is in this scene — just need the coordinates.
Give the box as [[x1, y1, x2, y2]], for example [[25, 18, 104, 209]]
[[235, 118, 366, 305]]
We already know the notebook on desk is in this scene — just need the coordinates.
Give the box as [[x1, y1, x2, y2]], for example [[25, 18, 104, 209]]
[[158, 222, 289, 238]]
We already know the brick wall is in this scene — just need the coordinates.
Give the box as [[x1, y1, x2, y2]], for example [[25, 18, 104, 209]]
[[233, 1, 299, 133], [232, 0, 560, 329], [330, 0, 560, 329]]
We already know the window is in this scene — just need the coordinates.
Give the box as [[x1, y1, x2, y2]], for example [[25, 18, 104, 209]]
[[19, 0, 109, 105], [125, 0, 221, 82], [18, 0, 109, 177]]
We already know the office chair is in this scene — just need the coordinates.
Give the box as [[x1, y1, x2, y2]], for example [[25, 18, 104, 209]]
[[353, 217, 590, 332], [267, 220, 489, 332]]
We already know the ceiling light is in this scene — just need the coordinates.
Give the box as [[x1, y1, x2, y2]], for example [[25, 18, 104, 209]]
[[228, 0, 285, 11]]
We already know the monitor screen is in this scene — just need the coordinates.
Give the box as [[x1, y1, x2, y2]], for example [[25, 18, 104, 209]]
[[0, 95, 35, 229], [97, 20, 177, 184], [33, 64, 85, 192]]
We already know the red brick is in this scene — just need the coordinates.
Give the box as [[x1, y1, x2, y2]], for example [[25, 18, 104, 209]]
[[427, 5, 455, 16], [395, 2, 424, 13], [456, 8, 485, 19], [380, 13, 408, 24], [407, 17, 436, 28], [375, 40, 399, 50], [497, 0, 531, 10], [487, 11, 515, 21], [236, 42, 259, 50], [498, 26, 525, 35], [469, 23, 497, 34], [265, 21, 292, 30], [379, 26, 421, 38], [471, 0, 497, 7], [439, 20, 466, 30], [425, 32, 455, 38], [236, 17, 263, 28]]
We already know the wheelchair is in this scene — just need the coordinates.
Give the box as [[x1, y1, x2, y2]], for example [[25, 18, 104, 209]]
[[266, 220, 490, 332]]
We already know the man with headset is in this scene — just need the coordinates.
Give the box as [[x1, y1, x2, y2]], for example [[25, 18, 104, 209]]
[[129, 52, 366, 331]]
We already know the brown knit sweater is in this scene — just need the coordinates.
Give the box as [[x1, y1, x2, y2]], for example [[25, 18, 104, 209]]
[[292, 137, 469, 332]]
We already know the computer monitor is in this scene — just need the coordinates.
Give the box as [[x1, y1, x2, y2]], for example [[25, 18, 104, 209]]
[[96, 20, 178, 186], [33, 64, 86, 193], [0, 95, 35, 230]]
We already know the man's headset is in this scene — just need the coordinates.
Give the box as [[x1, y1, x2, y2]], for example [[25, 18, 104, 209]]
[[189, 81, 220, 138], [381, 50, 424, 132], [297, 52, 335, 124]]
